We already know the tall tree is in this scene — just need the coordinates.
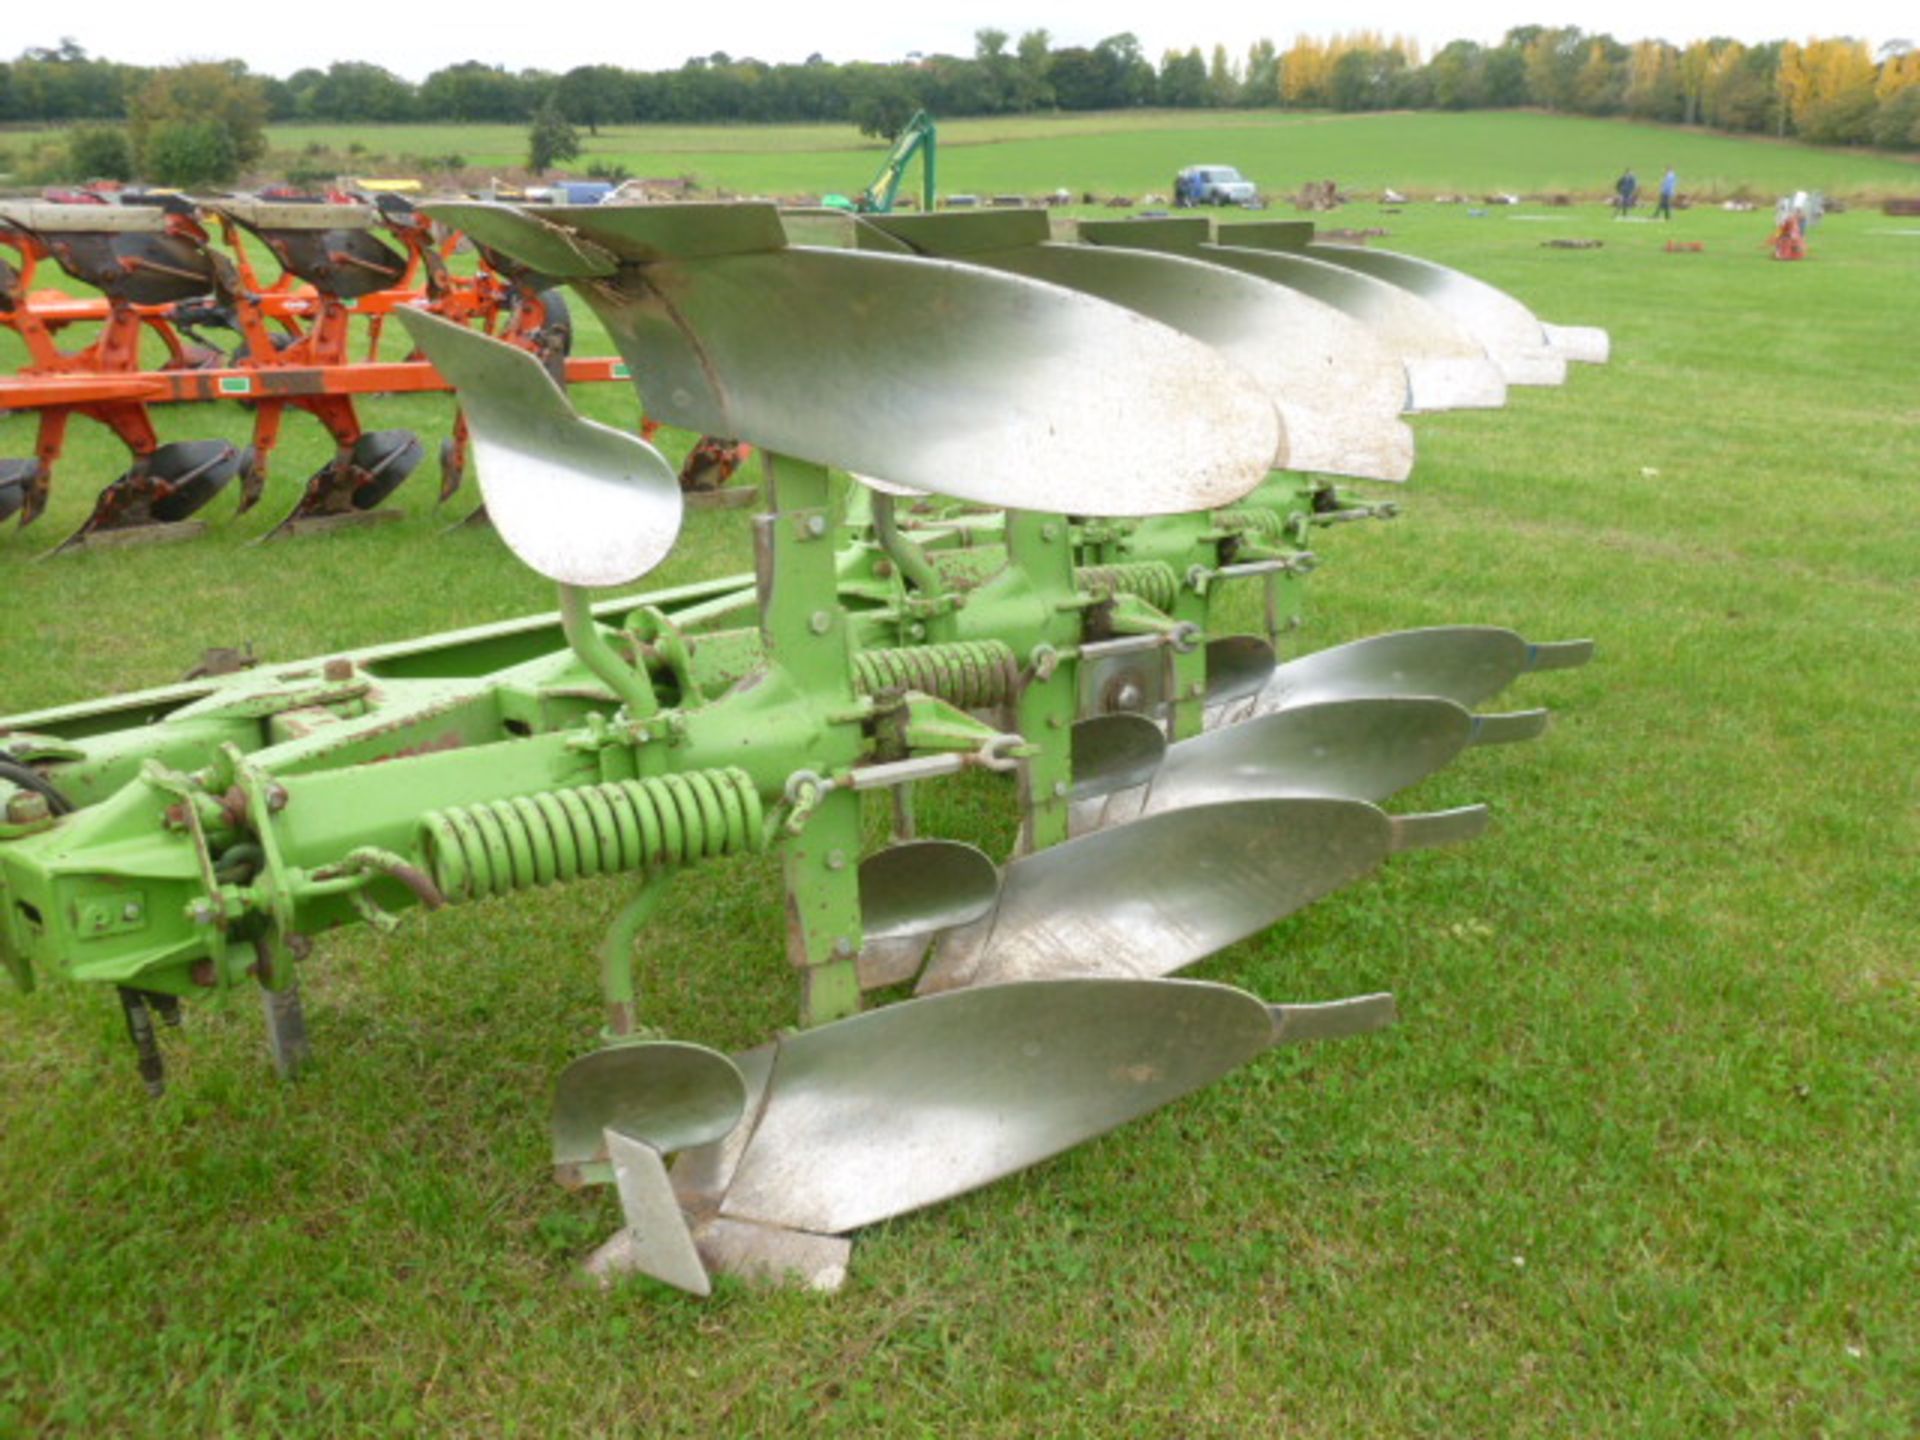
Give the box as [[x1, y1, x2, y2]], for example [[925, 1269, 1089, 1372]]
[[1243, 39, 1282, 106], [975, 28, 1015, 112], [1523, 27, 1586, 110], [558, 65, 626, 134], [1159, 49, 1207, 108], [1207, 45, 1240, 106], [128, 61, 267, 182], [421, 62, 529, 122], [303, 61, 415, 122], [526, 99, 580, 172], [1094, 34, 1156, 107], [1011, 30, 1054, 109], [1430, 41, 1486, 109]]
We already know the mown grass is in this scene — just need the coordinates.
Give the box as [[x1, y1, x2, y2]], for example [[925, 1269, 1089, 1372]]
[[255, 107, 1920, 200], [2, 120, 1918, 1435]]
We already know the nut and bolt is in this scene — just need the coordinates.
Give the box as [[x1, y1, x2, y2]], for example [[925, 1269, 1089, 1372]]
[[832, 936, 856, 958], [805, 514, 828, 538], [808, 611, 833, 635], [1051, 780, 1070, 799], [826, 849, 848, 872], [5, 791, 50, 825]]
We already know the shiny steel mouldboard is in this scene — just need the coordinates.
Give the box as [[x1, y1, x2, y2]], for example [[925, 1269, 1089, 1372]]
[[424, 201, 1280, 518], [867, 209, 1414, 481], [1219, 221, 1569, 387], [1077, 217, 1507, 412], [396, 307, 684, 588]]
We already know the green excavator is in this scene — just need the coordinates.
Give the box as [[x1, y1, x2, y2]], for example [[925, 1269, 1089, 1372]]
[[822, 110, 937, 213]]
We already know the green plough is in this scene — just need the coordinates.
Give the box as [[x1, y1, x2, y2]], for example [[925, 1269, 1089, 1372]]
[[0, 204, 1603, 1295]]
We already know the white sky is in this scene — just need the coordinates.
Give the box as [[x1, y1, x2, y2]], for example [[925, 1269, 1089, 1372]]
[[30, 0, 1917, 82]]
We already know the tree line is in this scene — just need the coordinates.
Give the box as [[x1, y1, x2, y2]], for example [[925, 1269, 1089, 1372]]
[[4, 27, 1918, 181]]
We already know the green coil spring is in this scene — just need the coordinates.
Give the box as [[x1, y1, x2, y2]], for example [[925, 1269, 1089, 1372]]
[[1212, 507, 1292, 545], [853, 640, 1020, 708], [422, 768, 764, 902], [1073, 562, 1181, 612]]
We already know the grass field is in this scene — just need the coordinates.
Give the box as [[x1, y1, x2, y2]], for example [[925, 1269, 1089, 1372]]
[[2, 112, 1919, 1435], [252, 108, 1920, 201]]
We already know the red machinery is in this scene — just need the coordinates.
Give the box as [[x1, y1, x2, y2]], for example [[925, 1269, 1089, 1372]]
[[0, 201, 242, 538], [0, 197, 626, 548]]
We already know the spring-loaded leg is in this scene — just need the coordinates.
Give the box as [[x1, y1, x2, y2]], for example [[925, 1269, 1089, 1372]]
[[600, 875, 672, 1039]]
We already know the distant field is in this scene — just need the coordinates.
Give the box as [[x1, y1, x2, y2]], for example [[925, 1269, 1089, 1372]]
[[2, 118, 1918, 1435], [252, 108, 1920, 200]]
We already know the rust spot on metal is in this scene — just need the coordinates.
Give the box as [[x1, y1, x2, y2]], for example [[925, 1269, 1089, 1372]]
[[367, 731, 464, 764]]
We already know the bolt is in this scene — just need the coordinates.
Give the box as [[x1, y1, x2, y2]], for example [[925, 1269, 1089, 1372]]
[[187, 900, 217, 926], [1048, 714, 1065, 729], [806, 514, 827, 538], [122, 902, 143, 923], [1188, 681, 1206, 699], [826, 849, 847, 871], [323, 657, 353, 682], [832, 936, 855, 958], [809, 611, 832, 635], [5, 790, 49, 825], [1041, 522, 1060, 542], [1052, 781, 1069, 799], [907, 622, 927, 641]]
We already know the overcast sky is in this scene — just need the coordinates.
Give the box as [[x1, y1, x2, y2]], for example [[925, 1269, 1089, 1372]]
[[28, 0, 1917, 82]]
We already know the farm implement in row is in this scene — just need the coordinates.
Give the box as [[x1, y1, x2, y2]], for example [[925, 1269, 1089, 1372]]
[[0, 196, 624, 550], [0, 201, 1605, 1296]]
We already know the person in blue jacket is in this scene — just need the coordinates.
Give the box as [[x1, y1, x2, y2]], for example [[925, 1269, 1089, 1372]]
[[1655, 166, 1677, 220]]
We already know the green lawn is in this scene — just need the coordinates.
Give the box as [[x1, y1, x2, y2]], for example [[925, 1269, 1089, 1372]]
[[2, 117, 1918, 1435], [257, 107, 1920, 201]]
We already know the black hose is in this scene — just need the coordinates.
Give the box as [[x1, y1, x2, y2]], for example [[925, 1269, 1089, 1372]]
[[0, 758, 75, 816]]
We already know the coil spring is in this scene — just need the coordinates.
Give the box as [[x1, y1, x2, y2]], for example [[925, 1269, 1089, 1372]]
[[422, 768, 763, 902], [854, 640, 1019, 708], [1213, 507, 1292, 544], [1074, 562, 1181, 612]]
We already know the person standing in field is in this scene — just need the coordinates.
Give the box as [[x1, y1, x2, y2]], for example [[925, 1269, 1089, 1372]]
[[1656, 166, 1677, 220], [1615, 167, 1639, 218]]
